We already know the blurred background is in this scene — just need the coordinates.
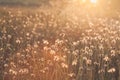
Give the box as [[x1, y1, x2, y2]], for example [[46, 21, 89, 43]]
[[0, 0, 119, 18], [0, 0, 119, 9]]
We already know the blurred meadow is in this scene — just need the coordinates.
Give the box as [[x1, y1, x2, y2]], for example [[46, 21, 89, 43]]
[[0, 0, 120, 80]]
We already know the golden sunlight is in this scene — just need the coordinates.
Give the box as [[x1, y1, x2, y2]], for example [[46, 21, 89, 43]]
[[1, 0, 120, 80], [90, 0, 97, 3]]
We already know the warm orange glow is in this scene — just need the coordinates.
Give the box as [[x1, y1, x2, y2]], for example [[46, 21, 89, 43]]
[[90, 0, 97, 3], [82, 0, 86, 3]]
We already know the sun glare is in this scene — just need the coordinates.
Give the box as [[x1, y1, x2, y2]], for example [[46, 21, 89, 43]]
[[81, 0, 97, 4], [90, 0, 97, 3], [82, 0, 86, 3]]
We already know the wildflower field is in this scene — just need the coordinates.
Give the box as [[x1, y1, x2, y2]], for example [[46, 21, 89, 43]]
[[0, 2, 120, 80]]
